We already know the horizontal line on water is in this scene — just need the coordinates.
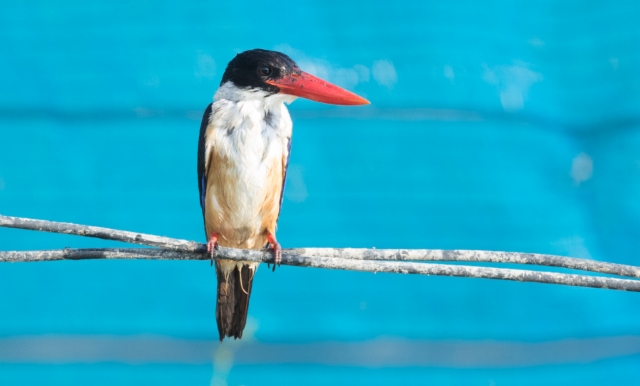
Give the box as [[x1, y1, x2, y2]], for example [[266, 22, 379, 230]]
[[0, 107, 483, 122], [0, 107, 638, 133], [0, 335, 638, 367]]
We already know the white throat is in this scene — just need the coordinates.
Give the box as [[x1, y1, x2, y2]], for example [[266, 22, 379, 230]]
[[204, 80, 294, 184], [214, 81, 297, 107]]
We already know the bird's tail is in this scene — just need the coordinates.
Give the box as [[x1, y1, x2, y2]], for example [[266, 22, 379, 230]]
[[215, 260, 256, 341]]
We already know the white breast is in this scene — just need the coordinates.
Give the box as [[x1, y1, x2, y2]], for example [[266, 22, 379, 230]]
[[203, 83, 293, 248]]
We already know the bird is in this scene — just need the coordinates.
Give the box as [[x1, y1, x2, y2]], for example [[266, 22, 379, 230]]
[[197, 49, 369, 341]]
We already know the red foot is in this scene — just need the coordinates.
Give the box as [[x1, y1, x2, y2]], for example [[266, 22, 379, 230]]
[[266, 233, 281, 271], [207, 232, 219, 266]]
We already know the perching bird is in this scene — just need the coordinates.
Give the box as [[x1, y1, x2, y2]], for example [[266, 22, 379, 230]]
[[198, 49, 369, 341]]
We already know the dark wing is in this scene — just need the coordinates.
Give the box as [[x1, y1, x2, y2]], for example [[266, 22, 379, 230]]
[[276, 137, 291, 222], [197, 103, 213, 220]]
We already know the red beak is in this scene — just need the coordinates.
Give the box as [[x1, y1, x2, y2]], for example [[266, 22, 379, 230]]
[[266, 71, 370, 105]]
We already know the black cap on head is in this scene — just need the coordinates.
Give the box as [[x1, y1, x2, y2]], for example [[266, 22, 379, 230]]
[[220, 49, 301, 93], [218, 49, 370, 105]]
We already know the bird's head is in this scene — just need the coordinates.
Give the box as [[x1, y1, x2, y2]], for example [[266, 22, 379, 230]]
[[220, 49, 369, 105]]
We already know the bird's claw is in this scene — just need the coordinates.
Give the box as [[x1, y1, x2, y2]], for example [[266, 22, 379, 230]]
[[266, 233, 281, 272], [207, 233, 219, 267], [271, 245, 282, 272]]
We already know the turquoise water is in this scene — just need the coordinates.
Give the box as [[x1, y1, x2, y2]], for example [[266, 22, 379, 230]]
[[1, 0, 640, 384]]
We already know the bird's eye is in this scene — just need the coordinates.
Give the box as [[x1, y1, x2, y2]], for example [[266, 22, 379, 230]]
[[257, 66, 272, 77]]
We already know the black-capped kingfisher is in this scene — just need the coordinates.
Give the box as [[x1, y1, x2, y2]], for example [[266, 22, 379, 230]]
[[197, 49, 369, 341]]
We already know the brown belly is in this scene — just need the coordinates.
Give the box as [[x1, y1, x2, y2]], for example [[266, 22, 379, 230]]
[[204, 151, 283, 250]]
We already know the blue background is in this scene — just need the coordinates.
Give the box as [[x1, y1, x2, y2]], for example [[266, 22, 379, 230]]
[[1, 0, 640, 384]]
